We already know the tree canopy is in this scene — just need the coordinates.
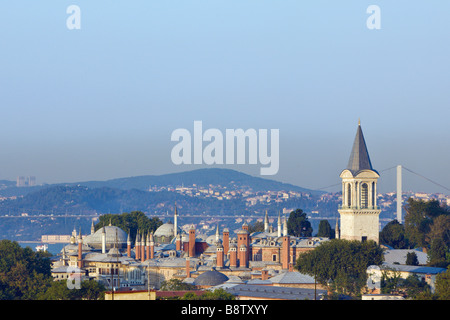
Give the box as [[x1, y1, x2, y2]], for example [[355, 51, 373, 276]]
[[95, 211, 163, 244], [287, 209, 312, 237], [295, 239, 384, 297]]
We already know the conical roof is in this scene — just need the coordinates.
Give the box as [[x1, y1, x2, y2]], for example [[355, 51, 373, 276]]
[[346, 122, 377, 175]]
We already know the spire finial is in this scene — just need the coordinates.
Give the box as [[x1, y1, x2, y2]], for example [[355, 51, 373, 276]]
[[358, 118, 361, 126]]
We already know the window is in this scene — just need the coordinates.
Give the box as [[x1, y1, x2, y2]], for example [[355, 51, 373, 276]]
[[361, 183, 368, 208], [347, 183, 352, 207], [362, 236, 367, 242]]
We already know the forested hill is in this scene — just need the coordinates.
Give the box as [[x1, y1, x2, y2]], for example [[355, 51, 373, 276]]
[[0, 169, 327, 216]]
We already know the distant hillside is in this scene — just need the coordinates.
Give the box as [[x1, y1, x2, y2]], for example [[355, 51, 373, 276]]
[[67, 168, 324, 195]]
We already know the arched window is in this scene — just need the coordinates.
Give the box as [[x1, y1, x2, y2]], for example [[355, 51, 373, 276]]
[[372, 182, 376, 208], [361, 183, 368, 208], [347, 183, 352, 207]]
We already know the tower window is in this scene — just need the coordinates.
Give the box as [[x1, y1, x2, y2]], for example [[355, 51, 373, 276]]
[[347, 183, 351, 207], [361, 183, 368, 208]]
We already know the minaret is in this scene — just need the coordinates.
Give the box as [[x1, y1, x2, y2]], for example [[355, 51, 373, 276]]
[[135, 232, 140, 260], [277, 212, 282, 237], [77, 227, 83, 269], [141, 231, 145, 262], [102, 226, 106, 254], [174, 203, 178, 237], [264, 210, 269, 233], [127, 231, 131, 257], [338, 120, 381, 243], [146, 232, 150, 261], [149, 232, 155, 259], [283, 214, 288, 236], [91, 220, 95, 235], [215, 224, 220, 242]]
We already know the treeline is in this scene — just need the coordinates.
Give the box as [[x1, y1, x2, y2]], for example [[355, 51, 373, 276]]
[[0, 240, 105, 300]]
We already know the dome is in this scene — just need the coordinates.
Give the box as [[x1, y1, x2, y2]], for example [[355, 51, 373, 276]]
[[83, 226, 128, 250], [154, 221, 175, 238], [193, 270, 229, 287]]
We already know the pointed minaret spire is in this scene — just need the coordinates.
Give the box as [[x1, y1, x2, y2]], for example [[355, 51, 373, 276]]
[[346, 120, 377, 175], [91, 220, 95, 235], [215, 224, 220, 242], [283, 214, 288, 236]]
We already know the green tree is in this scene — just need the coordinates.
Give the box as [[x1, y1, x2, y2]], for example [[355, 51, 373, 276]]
[[401, 275, 432, 300], [160, 278, 196, 291], [0, 240, 53, 300], [316, 220, 333, 238], [380, 219, 409, 249], [406, 252, 419, 266], [435, 268, 450, 300], [199, 288, 235, 300], [248, 221, 264, 234], [287, 209, 312, 237], [428, 238, 449, 268], [295, 239, 383, 297], [404, 198, 448, 249], [96, 211, 163, 244]]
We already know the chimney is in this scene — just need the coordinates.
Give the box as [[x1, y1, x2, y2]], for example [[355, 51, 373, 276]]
[[223, 228, 229, 257], [188, 224, 196, 257], [239, 245, 248, 268], [176, 233, 182, 251], [186, 257, 191, 278], [261, 269, 268, 281], [282, 236, 290, 270], [229, 244, 237, 268], [216, 243, 224, 269]]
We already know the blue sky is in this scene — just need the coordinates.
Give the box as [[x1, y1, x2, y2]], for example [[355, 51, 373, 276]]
[[0, 1, 449, 194]]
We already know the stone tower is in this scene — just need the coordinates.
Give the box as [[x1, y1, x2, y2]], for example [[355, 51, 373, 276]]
[[338, 121, 381, 243]]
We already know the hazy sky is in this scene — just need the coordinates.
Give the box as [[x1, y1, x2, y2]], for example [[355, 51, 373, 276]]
[[0, 1, 449, 194]]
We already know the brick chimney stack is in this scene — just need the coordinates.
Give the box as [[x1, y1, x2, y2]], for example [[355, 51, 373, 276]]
[[216, 242, 224, 269], [229, 244, 237, 268], [282, 236, 290, 270], [188, 224, 196, 257]]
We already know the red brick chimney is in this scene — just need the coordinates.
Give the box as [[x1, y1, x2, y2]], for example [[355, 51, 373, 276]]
[[282, 236, 290, 270], [229, 244, 237, 268], [239, 244, 248, 268], [188, 224, 196, 257], [223, 228, 229, 256], [216, 243, 224, 269], [261, 269, 269, 281], [186, 258, 191, 278]]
